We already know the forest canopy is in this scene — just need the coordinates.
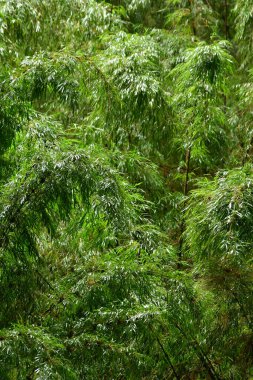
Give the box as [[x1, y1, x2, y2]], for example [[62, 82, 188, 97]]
[[1, 0, 253, 379]]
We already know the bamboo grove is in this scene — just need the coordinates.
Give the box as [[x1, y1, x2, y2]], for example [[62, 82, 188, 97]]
[[1, 0, 253, 378]]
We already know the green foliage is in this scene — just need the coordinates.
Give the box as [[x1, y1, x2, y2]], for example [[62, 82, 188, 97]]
[[234, 0, 253, 66], [0, 0, 122, 56], [0, 325, 77, 379], [0, 76, 30, 156], [186, 166, 253, 377], [169, 41, 234, 171], [165, 0, 216, 38], [186, 165, 253, 263], [1, 0, 253, 378]]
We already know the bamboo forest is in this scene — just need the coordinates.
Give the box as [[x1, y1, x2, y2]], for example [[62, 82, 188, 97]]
[[1, 0, 253, 378]]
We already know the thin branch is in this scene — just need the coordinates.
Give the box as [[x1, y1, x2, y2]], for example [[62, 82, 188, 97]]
[[156, 336, 181, 380]]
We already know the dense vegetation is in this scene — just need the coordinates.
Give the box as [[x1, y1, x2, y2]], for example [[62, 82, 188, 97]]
[[1, 0, 253, 378]]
